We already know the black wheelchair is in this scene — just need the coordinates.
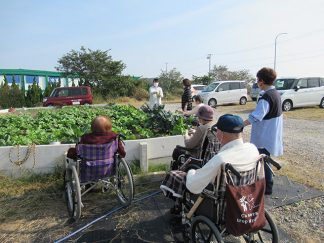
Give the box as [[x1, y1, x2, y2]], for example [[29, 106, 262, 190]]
[[170, 126, 221, 172], [179, 155, 281, 243]]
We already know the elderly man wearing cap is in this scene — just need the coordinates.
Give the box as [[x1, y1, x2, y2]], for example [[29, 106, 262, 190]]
[[161, 114, 260, 214], [171, 104, 214, 169]]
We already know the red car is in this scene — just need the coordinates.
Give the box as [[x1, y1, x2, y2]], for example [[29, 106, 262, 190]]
[[43, 86, 93, 107]]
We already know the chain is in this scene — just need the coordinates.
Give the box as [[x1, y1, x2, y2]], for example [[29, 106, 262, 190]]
[[9, 144, 36, 169]]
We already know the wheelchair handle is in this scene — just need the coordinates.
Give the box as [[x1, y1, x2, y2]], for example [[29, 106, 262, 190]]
[[265, 156, 281, 170], [118, 134, 126, 140], [225, 163, 241, 179]]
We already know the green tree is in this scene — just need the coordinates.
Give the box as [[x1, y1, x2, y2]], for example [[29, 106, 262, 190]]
[[99, 75, 135, 98], [158, 68, 183, 95], [192, 75, 213, 85], [25, 79, 43, 107], [56, 46, 126, 87], [210, 65, 254, 82], [0, 76, 10, 109], [43, 81, 60, 98], [9, 79, 25, 108]]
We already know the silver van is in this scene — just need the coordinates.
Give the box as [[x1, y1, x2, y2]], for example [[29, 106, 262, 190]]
[[199, 80, 248, 107], [251, 82, 260, 101], [275, 77, 324, 111]]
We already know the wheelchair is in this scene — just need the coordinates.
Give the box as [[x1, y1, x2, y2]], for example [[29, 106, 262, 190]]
[[170, 126, 221, 172], [179, 155, 280, 243], [63, 134, 134, 221]]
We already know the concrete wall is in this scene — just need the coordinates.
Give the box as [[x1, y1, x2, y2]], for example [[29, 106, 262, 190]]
[[0, 135, 184, 176]]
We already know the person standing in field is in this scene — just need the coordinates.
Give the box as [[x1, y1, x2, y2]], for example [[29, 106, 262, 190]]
[[181, 78, 192, 112], [149, 78, 164, 108], [243, 67, 283, 195]]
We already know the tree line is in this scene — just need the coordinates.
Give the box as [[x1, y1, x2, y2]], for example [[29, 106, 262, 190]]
[[0, 46, 255, 109]]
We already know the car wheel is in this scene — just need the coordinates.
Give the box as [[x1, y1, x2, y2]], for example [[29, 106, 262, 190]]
[[251, 97, 257, 101], [320, 98, 324, 108], [239, 97, 247, 105], [282, 100, 293, 111], [208, 99, 217, 108], [84, 103, 90, 106]]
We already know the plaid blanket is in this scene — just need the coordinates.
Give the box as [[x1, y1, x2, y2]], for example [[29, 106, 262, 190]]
[[160, 170, 187, 199], [76, 141, 118, 182]]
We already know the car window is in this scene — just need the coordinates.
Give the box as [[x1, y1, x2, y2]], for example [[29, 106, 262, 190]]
[[308, 78, 319, 88], [297, 79, 308, 89], [81, 88, 88, 95], [203, 82, 219, 92], [217, 83, 230, 91], [52, 89, 68, 97], [275, 79, 296, 90], [69, 88, 82, 96], [230, 82, 240, 90], [320, 78, 324, 87], [240, 82, 246, 89]]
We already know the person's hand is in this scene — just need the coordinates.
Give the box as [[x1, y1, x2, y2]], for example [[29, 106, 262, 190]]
[[188, 128, 195, 135]]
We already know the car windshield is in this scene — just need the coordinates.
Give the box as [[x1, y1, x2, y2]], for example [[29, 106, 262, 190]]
[[275, 79, 296, 90], [203, 82, 219, 92], [252, 83, 258, 89]]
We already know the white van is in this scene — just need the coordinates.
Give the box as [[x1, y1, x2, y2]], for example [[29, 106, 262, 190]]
[[199, 80, 248, 107], [275, 77, 324, 111]]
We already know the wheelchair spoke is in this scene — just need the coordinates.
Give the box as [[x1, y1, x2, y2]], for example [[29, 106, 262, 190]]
[[115, 158, 134, 205]]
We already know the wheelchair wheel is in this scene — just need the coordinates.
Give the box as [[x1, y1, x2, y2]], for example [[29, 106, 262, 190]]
[[191, 215, 224, 243], [242, 210, 279, 243], [64, 166, 82, 220], [115, 157, 134, 206]]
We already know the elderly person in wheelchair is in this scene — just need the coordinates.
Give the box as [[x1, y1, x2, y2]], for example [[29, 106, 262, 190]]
[[64, 116, 134, 221], [161, 114, 279, 242], [171, 104, 216, 170]]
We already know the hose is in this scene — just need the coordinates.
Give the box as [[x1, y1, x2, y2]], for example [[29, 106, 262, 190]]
[[54, 190, 161, 243]]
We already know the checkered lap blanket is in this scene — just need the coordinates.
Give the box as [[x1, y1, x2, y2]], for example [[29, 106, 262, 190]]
[[160, 170, 187, 199], [76, 141, 118, 182]]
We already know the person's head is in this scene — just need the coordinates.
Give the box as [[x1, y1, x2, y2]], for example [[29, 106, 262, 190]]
[[182, 78, 191, 88], [193, 95, 203, 104], [256, 67, 277, 90], [196, 105, 214, 125], [91, 116, 112, 133], [153, 78, 159, 87], [214, 114, 244, 146]]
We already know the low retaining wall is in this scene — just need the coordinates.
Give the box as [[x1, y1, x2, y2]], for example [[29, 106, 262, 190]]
[[0, 135, 184, 176]]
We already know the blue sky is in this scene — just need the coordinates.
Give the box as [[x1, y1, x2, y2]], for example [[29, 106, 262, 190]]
[[1, 0, 324, 79]]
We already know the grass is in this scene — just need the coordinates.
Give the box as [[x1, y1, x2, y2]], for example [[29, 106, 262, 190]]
[[0, 166, 63, 198], [282, 106, 324, 120], [148, 163, 169, 173]]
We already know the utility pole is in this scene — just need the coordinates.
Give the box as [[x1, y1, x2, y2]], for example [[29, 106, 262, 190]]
[[165, 62, 168, 73], [207, 54, 212, 76], [274, 33, 287, 71]]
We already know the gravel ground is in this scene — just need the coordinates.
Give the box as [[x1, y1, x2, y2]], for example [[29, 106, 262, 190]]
[[165, 103, 324, 243]]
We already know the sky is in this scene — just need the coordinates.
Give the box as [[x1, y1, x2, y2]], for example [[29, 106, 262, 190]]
[[1, 0, 324, 79]]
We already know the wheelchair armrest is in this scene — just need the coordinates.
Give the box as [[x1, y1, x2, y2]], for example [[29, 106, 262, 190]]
[[225, 163, 241, 179], [265, 156, 282, 170], [176, 145, 199, 153]]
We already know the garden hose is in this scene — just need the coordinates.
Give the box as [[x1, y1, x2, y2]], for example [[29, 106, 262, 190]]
[[54, 190, 161, 243]]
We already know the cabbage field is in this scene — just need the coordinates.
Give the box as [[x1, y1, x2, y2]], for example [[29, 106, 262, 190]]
[[0, 104, 192, 146]]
